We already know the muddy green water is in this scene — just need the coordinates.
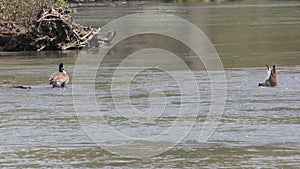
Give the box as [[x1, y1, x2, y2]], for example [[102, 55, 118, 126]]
[[1, 1, 300, 168]]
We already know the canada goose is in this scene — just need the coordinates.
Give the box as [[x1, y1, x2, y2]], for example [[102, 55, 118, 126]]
[[258, 64, 277, 87], [88, 30, 116, 48], [49, 63, 69, 88], [99, 30, 116, 43]]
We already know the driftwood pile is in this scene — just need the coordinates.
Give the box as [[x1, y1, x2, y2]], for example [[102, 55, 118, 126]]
[[0, 6, 102, 51]]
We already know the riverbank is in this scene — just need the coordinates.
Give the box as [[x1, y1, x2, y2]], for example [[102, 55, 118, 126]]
[[0, 0, 101, 51]]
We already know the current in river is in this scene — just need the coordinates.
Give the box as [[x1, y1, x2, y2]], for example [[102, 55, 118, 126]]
[[0, 1, 300, 168]]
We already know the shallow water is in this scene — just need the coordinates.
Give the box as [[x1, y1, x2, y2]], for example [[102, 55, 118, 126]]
[[1, 1, 300, 168]]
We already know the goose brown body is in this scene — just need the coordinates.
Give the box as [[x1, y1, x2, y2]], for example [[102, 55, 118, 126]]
[[49, 63, 69, 88], [259, 64, 277, 87]]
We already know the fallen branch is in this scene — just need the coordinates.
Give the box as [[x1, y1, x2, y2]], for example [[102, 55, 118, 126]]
[[0, 5, 103, 51], [12, 85, 32, 89]]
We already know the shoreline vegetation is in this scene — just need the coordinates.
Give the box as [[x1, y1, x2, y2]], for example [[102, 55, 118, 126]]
[[0, 0, 104, 51]]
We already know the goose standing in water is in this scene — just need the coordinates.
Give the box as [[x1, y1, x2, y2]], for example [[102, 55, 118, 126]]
[[88, 30, 117, 48], [258, 64, 277, 87], [49, 63, 69, 88], [100, 30, 116, 43]]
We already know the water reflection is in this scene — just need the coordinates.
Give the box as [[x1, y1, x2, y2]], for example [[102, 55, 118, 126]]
[[74, 1, 300, 68]]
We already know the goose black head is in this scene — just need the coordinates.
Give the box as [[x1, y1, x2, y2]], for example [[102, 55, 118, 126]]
[[59, 63, 64, 72]]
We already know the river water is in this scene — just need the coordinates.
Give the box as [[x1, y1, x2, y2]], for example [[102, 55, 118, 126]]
[[1, 1, 300, 168]]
